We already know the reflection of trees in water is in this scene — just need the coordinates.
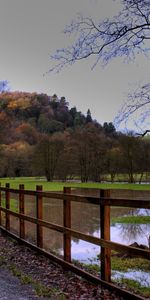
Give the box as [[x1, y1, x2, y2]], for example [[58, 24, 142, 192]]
[[7, 193, 150, 252], [43, 228, 63, 254], [25, 198, 101, 251], [118, 223, 149, 243], [71, 202, 100, 235], [43, 200, 100, 243], [41, 201, 149, 249]]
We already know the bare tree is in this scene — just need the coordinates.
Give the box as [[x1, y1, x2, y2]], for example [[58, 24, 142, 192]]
[[114, 83, 150, 132], [50, 0, 150, 72], [50, 0, 150, 131]]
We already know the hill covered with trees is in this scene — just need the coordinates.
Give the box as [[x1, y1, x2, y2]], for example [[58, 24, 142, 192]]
[[0, 91, 149, 183]]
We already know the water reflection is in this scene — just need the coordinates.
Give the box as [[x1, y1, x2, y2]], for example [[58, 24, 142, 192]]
[[71, 239, 100, 264], [42, 200, 150, 261], [111, 224, 150, 247], [111, 208, 150, 247], [4, 191, 150, 289], [3, 194, 150, 261]]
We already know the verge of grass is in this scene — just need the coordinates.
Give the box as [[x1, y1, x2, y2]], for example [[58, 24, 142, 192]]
[[111, 257, 150, 272], [112, 277, 150, 298], [111, 215, 150, 225], [74, 257, 150, 274], [72, 259, 100, 277], [9, 264, 67, 299]]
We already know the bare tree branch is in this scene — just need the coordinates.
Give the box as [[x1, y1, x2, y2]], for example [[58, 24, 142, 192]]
[[114, 83, 150, 131], [49, 0, 150, 134], [136, 130, 150, 137], [49, 0, 150, 73]]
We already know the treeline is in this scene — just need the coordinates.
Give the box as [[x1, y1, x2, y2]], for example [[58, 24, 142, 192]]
[[0, 91, 149, 183]]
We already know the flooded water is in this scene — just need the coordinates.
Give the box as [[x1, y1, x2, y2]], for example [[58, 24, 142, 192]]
[[13, 195, 149, 263], [4, 192, 150, 261], [70, 207, 150, 263], [2, 189, 150, 287]]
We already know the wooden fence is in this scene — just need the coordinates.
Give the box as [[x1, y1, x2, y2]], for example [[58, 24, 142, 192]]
[[0, 183, 150, 300]]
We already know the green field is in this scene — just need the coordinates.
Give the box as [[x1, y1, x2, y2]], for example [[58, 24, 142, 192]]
[[0, 177, 150, 191]]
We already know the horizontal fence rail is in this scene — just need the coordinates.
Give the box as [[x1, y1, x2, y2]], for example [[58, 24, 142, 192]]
[[0, 183, 150, 300]]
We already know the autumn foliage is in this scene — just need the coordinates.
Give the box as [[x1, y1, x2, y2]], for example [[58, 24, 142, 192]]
[[0, 91, 149, 182]]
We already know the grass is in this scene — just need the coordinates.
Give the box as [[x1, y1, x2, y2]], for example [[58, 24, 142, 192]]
[[1, 191, 18, 212], [9, 257, 150, 298], [9, 264, 67, 299], [75, 257, 150, 274], [112, 277, 150, 298], [111, 257, 150, 272], [1, 248, 67, 299], [0, 176, 150, 191], [111, 215, 150, 224], [74, 257, 150, 298], [1, 198, 18, 212]]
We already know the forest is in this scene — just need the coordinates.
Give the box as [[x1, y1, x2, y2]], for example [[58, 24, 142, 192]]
[[0, 91, 149, 183]]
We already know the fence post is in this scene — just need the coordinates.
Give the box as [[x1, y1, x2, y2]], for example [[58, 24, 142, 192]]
[[5, 183, 10, 231], [63, 187, 71, 262], [36, 185, 43, 248], [100, 189, 111, 282], [19, 184, 25, 239]]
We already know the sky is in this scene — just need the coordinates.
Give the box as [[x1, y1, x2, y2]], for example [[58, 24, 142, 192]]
[[0, 0, 150, 130]]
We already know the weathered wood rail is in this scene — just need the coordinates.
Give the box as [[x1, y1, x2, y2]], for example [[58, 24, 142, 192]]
[[0, 183, 150, 300]]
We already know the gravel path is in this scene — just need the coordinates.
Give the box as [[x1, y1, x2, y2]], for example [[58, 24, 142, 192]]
[[0, 230, 124, 300]]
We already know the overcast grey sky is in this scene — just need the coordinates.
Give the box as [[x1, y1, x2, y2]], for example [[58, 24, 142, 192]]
[[0, 0, 150, 130]]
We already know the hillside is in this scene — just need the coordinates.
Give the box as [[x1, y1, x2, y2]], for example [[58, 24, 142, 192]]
[[0, 91, 149, 183], [0, 91, 94, 143], [0, 91, 105, 179]]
